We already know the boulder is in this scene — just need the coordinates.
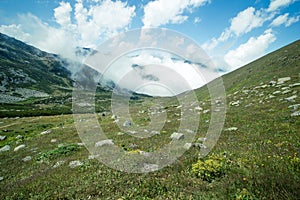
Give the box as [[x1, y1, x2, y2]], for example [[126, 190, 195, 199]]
[[123, 120, 132, 127], [95, 139, 114, 147], [291, 110, 300, 117], [170, 132, 184, 140], [225, 127, 238, 131], [14, 144, 26, 151], [0, 145, 10, 152], [15, 135, 23, 140], [22, 156, 32, 162], [69, 160, 83, 168], [0, 135, 7, 141], [183, 143, 192, 150]]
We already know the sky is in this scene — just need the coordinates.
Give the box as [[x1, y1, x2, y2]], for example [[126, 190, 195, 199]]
[[0, 0, 299, 96]]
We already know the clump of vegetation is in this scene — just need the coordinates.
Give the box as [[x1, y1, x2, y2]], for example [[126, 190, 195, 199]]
[[234, 188, 255, 200], [289, 153, 300, 172], [192, 152, 230, 182], [36, 143, 80, 161]]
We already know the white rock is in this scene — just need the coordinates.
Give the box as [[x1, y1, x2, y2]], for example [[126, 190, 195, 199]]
[[195, 106, 203, 111], [273, 91, 281, 95], [88, 154, 99, 160], [123, 120, 132, 127], [0, 145, 10, 152], [40, 130, 51, 135], [277, 77, 291, 84], [51, 139, 57, 143], [225, 127, 238, 131], [0, 177, 3, 181], [285, 95, 297, 102], [194, 143, 207, 149], [69, 160, 83, 168], [53, 160, 65, 168], [282, 90, 292, 94], [142, 163, 159, 172], [288, 104, 300, 111], [230, 100, 240, 106], [183, 143, 192, 150], [95, 139, 114, 147], [291, 111, 300, 117], [197, 137, 207, 142], [22, 156, 32, 162], [170, 132, 184, 140], [151, 130, 160, 135], [139, 151, 150, 157], [14, 144, 26, 151], [16, 135, 23, 140], [0, 135, 7, 141], [203, 109, 210, 114], [290, 83, 300, 87], [117, 132, 125, 136]]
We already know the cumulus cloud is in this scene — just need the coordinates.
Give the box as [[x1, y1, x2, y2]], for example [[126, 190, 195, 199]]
[[0, 0, 136, 60], [224, 29, 276, 70], [271, 13, 300, 27], [142, 0, 210, 27], [267, 0, 297, 12], [194, 17, 201, 24], [202, 7, 270, 51], [54, 1, 73, 27]]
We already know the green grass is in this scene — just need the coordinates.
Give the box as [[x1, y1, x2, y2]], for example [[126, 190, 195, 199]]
[[0, 40, 299, 199]]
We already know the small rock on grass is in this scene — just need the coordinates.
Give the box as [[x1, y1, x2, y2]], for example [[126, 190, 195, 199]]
[[69, 160, 83, 168], [0, 145, 10, 152], [291, 110, 300, 117], [14, 144, 26, 151], [15, 135, 23, 140], [170, 132, 184, 140], [0, 135, 7, 141], [53, 161, 66, 168], [225, 127, 238, 131], [95, 139, 114, 147], [0, 177, 3, 181], [183, 143, 192, 150], [22, 156, 32, 162]]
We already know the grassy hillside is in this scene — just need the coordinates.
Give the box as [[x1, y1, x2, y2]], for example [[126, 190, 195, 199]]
[[0, 40, 299, 199]]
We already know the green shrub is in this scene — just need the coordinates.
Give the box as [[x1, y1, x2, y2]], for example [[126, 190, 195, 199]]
[[192, 153, 229, 182], [36, 143, 80, 161]]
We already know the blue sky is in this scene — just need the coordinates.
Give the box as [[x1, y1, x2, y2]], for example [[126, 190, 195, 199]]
[[0, 0, 299, 85]]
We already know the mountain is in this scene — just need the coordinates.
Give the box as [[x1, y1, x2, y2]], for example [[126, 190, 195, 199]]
[[0, 37, 299, 199]]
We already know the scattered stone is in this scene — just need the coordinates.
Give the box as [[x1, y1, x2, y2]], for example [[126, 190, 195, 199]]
[[123, 120, 132, 127], [40, 130, 51, 135], [0, 145, 10, 152], [282, 90, 292, 94], [193, 143, 207, 149], [95, 139, 114, 147], [203, 109, 210, 114], [273, 91, 281, 95], [170, 132, 184, 140], [51, 139, 57, 143], [15, 135, 23, 140], [150, 130, 160, 135], [194, 106, 203, 111], [0, 177, 3, 181], [285, 95, 297, 102], [277, 77, 291, 84], [111, 115, 117, 120], [142, 163, 159, 172], [22, 156, 32, 162], [69, 160, 83, 168], [14, 144, 25, 151], [53, 160, 66, 168], [0, 135, 7, 141], [225, 127, 238, 131], [230, 100, 240, 106], [290, 83, 300, 87], [139, 151, 150, 157], [288, 104, 300, 111], [88, 154, 99, 160], [58, 143, 64, 148], [176, 105, 182, 109], [197, 137, 207, 142], [183, 143, 192, 150], [117, 132, 125, 136], [129, 143, 138, 150], [185, 129, 194, 134], [269, 81, 276, 86], [291, 110, 300, 117], [268, 95, 276, 99]]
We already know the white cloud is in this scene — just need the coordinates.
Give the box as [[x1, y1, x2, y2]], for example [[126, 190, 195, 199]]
[[142, 0, 210, 27], [267, 0, 296, 12], [194, 17, 201, 24], [271, 13, 300, 27], [202, 7, 268, 51], [54, 1, 73, 27], [0, 1, 136, 60], [229, 7, 265, 36], [224, 29, 276, 70]]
